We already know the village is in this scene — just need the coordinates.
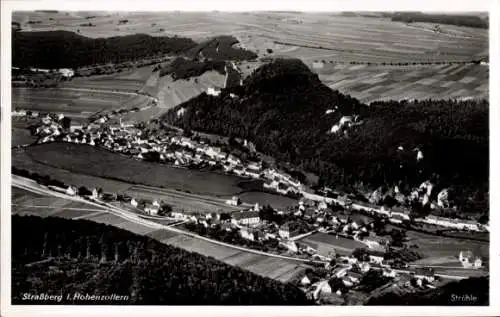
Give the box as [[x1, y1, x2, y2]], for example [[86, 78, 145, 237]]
[[12, 108, 489, 305], [17, 108, 489, 234], [19, 173, 487, 305]]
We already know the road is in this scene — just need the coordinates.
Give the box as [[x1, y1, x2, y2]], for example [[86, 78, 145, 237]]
[[12, 176, 476, 280], [12, 175, 324, 265]]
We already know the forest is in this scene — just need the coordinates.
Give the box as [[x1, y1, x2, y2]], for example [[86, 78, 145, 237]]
[[365, 276, 489, 305], [12, 215, 311, 305], [185, 35, 258, 61], [163, 58, 488, 218], [12, 31, 197, 69], [391, 12, 488, 29], [158, 57, 226, 80]]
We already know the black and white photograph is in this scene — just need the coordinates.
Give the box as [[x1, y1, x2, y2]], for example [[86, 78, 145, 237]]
[[1, 0, 497, 315]]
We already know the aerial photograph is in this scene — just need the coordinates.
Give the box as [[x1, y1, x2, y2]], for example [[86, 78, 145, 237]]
[[9, 10, 489, 306]]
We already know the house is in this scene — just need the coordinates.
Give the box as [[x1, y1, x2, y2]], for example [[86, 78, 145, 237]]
[[346, 271, 362, 284], [318, 200, 328, 210], [363, 233, 389, 250], [221, 222, 238, 232], [144, 204, 160, 215], [247, 161, 262, 172], [225, 196, 241, 206], [239, 227, 255, 241], [367, 250, 385, 265], [231, 211, 260, 226], [66, 186, 77, 196], [313, 281, 332, 300], [58, 68, 75, 78], [342, 277, 354, 287], [207, 87, 221, 96], [91, 188, 101, 199], [382, 268, 397, 278], [278, 222, 302, 240], [459, 250, 482, 269], [245, 170, 261, 179], [389, 214, 405, 224], [413, 267, 435, 283], [130, 198, 139, 208], [301, 275, 311, 286]]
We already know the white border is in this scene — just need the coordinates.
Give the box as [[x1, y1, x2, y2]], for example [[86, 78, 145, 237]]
[[1, 1, 498, 316]]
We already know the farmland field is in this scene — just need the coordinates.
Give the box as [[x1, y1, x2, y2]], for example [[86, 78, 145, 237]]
[[238, 191, 298, 209], [13, 12, 487, 62], [24, 142, 249, 196], [11, 87, 144, 119], [12, 127, 37, 147], [300, 233, 366, 256], [314, 63, 488, 103], [12, 11, 488, 112], [405, 229, 489, 259], [162, 234, 309, 282], [12, 149, 135, 193], [11, 187, 107, 220]]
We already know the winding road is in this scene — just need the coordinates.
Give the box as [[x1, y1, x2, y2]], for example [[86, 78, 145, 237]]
[[12, 175, 474, 280]]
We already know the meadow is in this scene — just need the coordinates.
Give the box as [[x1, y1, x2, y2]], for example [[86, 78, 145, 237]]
[[24, 142, 249, 196]]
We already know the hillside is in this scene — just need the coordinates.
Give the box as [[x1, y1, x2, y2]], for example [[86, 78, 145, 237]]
[[365, 276, 489, 305], [12, 215, 311, 305], [163, 58, 488, 216], [12, 31, 197, 68]]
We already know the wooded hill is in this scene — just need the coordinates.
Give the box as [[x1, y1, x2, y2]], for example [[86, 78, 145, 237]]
[[12, 215, 311, 305], [12, 32, 257, 69], [163, 58, 488, 218]]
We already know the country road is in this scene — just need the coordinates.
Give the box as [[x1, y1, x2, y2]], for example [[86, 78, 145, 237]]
[[12, 175, 324, 265], [11, 176, 473, 280]]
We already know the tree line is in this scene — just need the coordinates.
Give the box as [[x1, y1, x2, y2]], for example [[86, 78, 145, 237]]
[[391, 12, 488, 29], [12, 31, 197, 69], [12, 215, 312, 305]]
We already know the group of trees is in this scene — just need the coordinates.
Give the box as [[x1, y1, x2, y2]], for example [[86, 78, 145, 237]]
[[186, 36, 258, 61], [12, 167, 68, 189], [12, 215, 311, 305], [12, 31, 197, 69], [158, 57, 226, 80], [163, 58, 488, 217], [391, 12, 488, 29]]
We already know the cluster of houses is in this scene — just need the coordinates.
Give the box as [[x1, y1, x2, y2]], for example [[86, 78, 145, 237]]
[[301, 250, 443, 302], [304, 186, 487, 233]]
